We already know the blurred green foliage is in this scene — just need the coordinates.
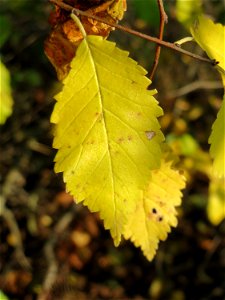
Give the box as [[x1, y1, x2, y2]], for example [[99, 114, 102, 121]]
[[131, 0, 160, 28]]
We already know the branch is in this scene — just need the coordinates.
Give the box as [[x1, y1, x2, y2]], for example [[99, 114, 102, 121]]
[[0, 196, 31, 269], [167, 80, 223, 99], [49, 0, 216, 66], [38, 210, 74, 300], [149, 0, 167, 80]]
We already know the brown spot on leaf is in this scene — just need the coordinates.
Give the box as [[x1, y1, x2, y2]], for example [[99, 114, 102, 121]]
[[117, 137, 124, 143], [145, 131, 156, 140], [152, 208, 157, 214]]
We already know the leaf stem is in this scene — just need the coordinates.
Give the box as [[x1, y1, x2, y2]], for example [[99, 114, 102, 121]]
[[70, 12, 87, 38], [49, 0, 216, 66]]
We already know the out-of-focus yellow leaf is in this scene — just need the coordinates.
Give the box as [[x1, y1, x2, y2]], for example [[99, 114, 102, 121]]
[[167, 133, 224, 225], [190, 15, 225, 75], [123, 152, 186, 261], [176, 0, 202, 28], [51, 35, 164, 245], [208, 98, 225, 178], [191, 16, 225, 178], [0, 290, 9, 300], [0, 61, 13, 124], [207, 177, 225, 225]]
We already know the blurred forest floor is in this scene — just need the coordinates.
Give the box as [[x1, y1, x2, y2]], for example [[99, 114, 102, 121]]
[[0, 1, 225, 299]]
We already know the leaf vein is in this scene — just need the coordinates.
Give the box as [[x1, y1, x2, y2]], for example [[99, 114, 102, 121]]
[[57, 90, 98, 142], [111, 140, 143, 178], [56, 73, 95, 118], [86, 39, 118, 237], [103, 107, 155, 158], [76, 151, 108, 195], [101, 85, 153, 108]]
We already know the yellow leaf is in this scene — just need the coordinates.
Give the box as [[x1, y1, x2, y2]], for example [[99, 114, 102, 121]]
[[0, 61, 13, 124], [176, 0, 202, 28], [208, 97, 225, 178], [108, 0, 127, 21], [191, 16, 225, 178], [51, 35, 164, 245], [207, 177, 225, 225], [123, 152, 186, 261], [190, 15, 225, 72]]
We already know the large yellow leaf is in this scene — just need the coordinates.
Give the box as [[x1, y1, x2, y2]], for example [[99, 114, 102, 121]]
[[51, 35, 164, 245], [191, 16, 225, 178], [123, 152, 186, 261], [0, 61, 13, 124]]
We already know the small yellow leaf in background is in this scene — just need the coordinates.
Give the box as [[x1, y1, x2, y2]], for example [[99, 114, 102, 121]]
[[167, 133, 225, 226], [191, 16, 225, 178], [0, 61, 13, 124], [176, 0, 202, 28], [207, 177, 225, 226], [208, 98, 225, 178], [191, 15, 225, 72], [51, 35, 164, 246], [124, 152, 186, 261]]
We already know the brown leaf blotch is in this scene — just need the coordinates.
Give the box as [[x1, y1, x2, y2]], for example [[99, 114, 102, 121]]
[[45, 0, 127, 80]]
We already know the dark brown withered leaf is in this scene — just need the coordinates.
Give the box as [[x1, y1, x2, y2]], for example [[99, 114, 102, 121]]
[[45, 0, 126, 80]]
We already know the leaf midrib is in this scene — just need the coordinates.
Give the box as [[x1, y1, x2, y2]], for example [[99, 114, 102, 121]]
[[84, 37, 118, 240]]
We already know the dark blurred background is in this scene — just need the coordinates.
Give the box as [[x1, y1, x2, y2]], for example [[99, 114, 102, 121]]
[[0, 1, 225, 299]]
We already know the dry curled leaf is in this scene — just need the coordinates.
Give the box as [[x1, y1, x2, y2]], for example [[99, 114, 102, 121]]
[[45, 0, 126, 80]]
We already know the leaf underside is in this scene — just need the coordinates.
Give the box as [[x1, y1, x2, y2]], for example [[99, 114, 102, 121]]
[[51, 35, 164, 245]]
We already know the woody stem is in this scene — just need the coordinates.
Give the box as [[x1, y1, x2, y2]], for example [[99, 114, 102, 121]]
[[49, 0, 217, 66]]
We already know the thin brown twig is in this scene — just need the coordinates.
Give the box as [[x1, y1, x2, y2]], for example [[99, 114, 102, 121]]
[[0, 196, 31, 269], [49, 0, 216, 66], [38, 210, 74, 300], [149, 0, 167, 80], [167, 80, 223, 99]]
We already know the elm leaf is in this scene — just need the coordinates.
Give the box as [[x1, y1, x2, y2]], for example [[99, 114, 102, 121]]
[[51, 35, 164, 245]]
